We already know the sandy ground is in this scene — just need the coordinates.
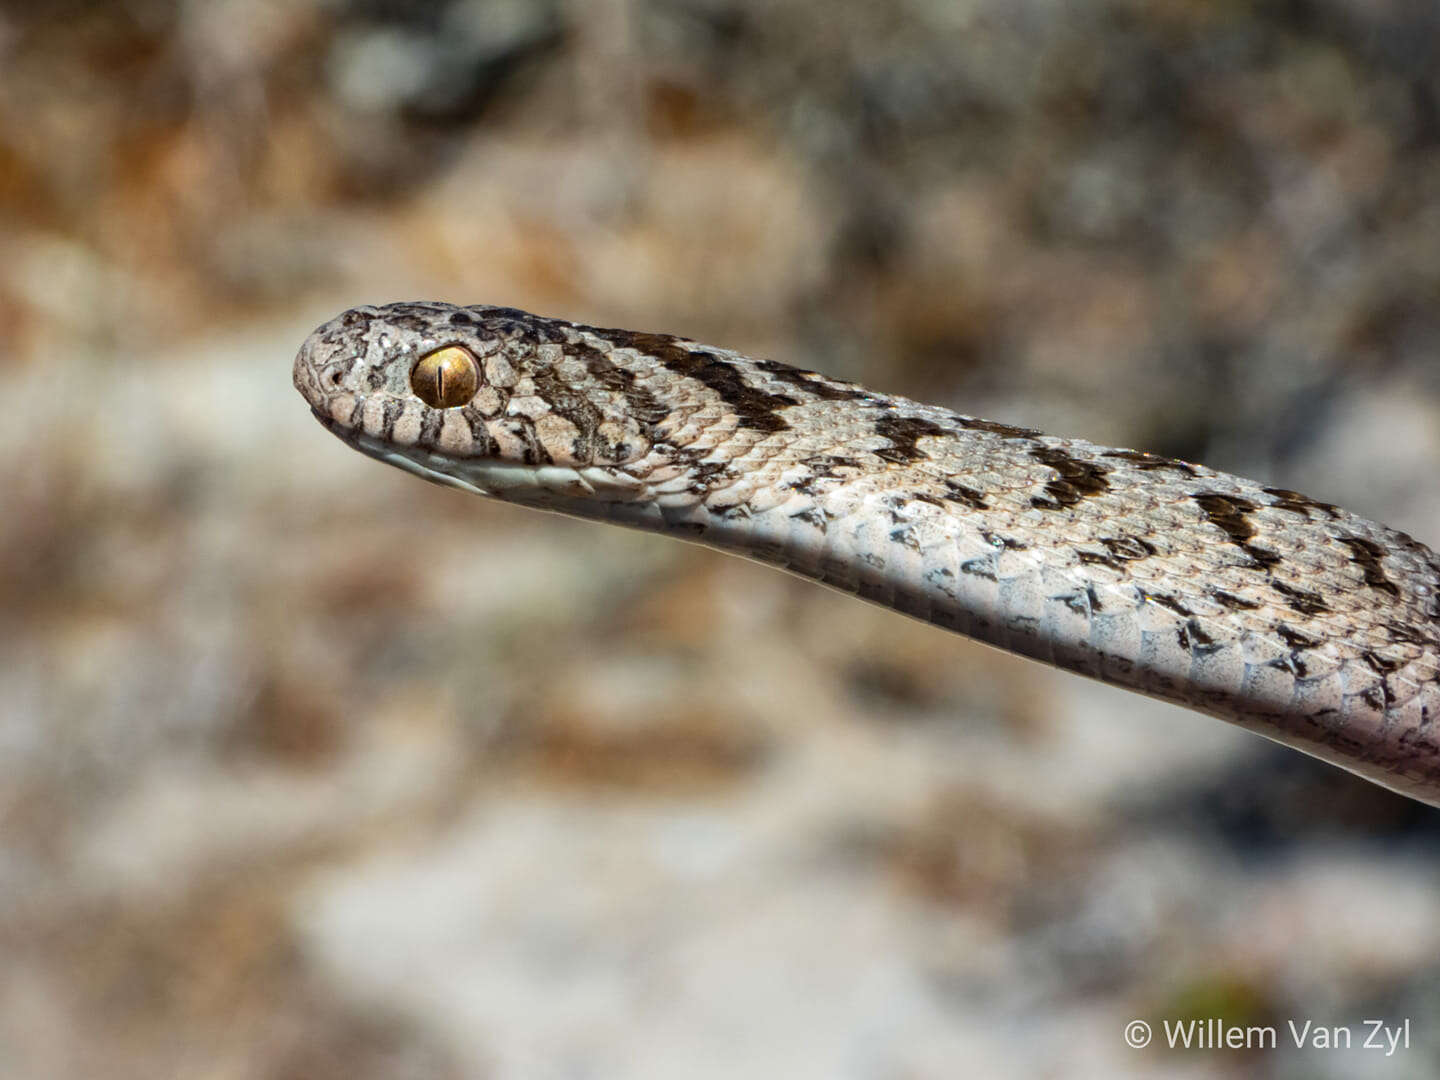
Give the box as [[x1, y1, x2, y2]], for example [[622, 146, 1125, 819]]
[[3, 2, 1440, 1078]]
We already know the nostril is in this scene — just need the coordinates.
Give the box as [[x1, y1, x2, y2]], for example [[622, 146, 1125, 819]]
[[326, 369, 344, 388]]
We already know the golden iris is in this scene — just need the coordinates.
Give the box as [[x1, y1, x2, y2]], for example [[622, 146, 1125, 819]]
[[410, 346, 479, 408]]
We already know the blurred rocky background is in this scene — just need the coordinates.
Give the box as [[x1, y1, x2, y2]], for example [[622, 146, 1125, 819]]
[[3, 1, 1440, 1077]]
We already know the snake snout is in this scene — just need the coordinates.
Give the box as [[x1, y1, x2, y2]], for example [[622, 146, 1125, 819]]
[[293, 321, 368, 425], [292, 336, 326, 409]]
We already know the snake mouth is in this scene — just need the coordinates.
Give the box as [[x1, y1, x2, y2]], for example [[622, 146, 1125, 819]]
[[332, 423, 648, 506], [311, 405, 363, 443]]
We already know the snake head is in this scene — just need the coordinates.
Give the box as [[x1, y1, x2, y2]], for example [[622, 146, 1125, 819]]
[[293, 301, 658, 502]]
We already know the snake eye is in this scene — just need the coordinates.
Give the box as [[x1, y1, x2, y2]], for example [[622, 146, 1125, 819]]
[[410, 346, 479, 408]]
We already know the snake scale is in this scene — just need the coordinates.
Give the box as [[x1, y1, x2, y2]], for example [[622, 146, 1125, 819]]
[[294, 302, 1440, 807]]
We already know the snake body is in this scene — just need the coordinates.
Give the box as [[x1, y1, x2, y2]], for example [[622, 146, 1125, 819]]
[[294, 302, 1440, 806]]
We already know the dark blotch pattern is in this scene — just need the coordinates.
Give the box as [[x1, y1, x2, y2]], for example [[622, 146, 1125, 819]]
[[960, 556, 997, 580], [1363, 651, 1403, 676], [750, 358, 871, 402], [1192, 493, 1282, 569], [942, 480, 989, 511], [890, 526, 922, 552], [1145, 592, 1193, 618], [1270, 580, 1331, 617], [672, 350, 801, 433], [1210, 589, 1261, 612], [1336, 536, 1401, 597], [1386, 621, 1438, 648], [1271, 652, 1309, 678], [1276, 624, 1321, 650], [380, 398, 403, 436], [979, 529, 1027, 551], [1178, 618, 1220, 655], [480, 307, 568, 345], [1103, 449, 1198, 477], [1361, 685, 1391, 710], [1101, 535, 1156, 561], [570, 342, 672, 426], [1263, 487, 1341, 519], [1030, 446, 1111, 509], [537, 370, 610, 461], [956, 417, 1041, 439], [1192, 493, 1258, 544], [786, 454, 863, 495], [674, 455, 734, 494], [803, 454, 862, 477], [901, 492, 946, 514], [369, 306, 439, 334], [872, 414, 950, 464], [597, 330, 800, 434]]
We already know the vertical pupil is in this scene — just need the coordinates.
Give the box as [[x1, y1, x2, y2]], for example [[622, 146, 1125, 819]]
[[412, 346, 477, 408]]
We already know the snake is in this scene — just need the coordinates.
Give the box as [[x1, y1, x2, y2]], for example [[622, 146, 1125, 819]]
[[293, 301, 1440, 807]]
